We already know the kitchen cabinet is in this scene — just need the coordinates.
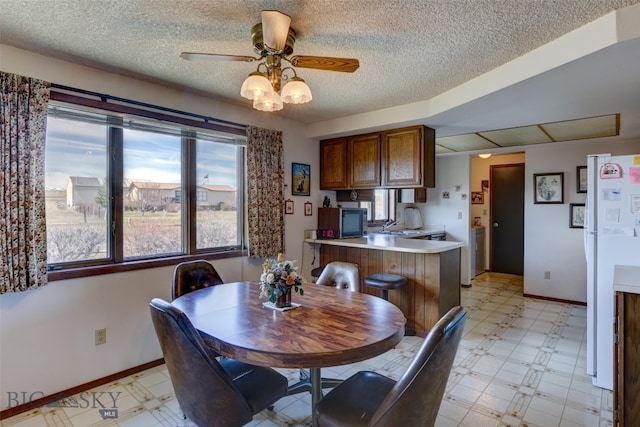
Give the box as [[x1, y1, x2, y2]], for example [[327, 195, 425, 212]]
[[615, 290, 640, 426], [319, 137, 348, 189], [319, 125, 435, 190], [349, 132, 381, 188], [383, 126, 435, 188]]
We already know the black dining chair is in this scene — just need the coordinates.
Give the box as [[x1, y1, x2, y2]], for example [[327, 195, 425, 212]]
[[314, 305, 466, 427], [149, 298, 288, 427], [171, 259, 224, 300]]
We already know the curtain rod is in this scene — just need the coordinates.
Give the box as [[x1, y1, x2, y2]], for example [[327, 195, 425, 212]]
[[50, 83, 246, 131]]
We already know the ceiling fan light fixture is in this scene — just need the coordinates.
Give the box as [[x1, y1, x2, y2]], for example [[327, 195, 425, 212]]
[[240, 71, 272, 100], [253, 90, 283, 112], [281, 77, 312, 104]]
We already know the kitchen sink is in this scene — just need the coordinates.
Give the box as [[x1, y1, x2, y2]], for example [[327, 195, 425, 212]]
[[371, 230, 426, 236]]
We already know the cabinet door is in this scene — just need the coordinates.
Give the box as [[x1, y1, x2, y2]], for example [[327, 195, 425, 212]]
[[383, 125, 435, 188], [320, 137, 348, 189], [348, 133, 381, 188], [616, 291, 640, 427]]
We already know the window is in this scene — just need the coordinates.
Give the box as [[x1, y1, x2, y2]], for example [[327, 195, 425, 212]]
[[359, 189, 396, 224], [45, 113, 110, 263], [45, 100, 246, 274]]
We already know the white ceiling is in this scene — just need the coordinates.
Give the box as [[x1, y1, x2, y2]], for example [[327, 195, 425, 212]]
[[1, 0, 640, 150]]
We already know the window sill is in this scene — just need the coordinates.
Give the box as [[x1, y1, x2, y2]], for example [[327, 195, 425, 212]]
[[47, 250, 245, 281]]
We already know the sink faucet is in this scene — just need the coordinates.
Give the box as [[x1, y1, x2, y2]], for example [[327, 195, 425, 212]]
[[381, 220, 398, 232]]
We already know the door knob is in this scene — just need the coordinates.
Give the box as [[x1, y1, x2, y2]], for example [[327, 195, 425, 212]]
[[493, 222, 499, 228]]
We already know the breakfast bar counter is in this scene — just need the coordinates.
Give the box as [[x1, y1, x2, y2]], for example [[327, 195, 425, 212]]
[[305, 234, 463, 254], [307, 235, 462, 336]]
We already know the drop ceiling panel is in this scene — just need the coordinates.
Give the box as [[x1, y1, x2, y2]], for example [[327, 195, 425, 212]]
[[541, 114, 619, 141], [479, 125, 552, 146], [436, 134, 498, 152]]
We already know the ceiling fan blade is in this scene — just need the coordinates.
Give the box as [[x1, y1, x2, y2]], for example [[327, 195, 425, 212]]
[[180, 52, 258, 62], [289, 55, 360, 73], [261, 10, 291, 52]]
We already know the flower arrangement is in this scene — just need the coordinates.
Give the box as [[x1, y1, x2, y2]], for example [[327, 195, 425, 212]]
[[259, 253, 304, 304]]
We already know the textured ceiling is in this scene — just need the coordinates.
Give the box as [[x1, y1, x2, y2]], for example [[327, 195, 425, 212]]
[[1, 0, 639, 130]]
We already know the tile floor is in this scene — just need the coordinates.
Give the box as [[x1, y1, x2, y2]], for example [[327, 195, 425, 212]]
[[1, 272, 613, 427]]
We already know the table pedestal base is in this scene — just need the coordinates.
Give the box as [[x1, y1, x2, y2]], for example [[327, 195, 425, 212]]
[[286, 368, 343, 426]]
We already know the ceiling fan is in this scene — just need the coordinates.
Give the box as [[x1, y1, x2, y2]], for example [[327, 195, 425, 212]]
[[180, 10, 360, 111]]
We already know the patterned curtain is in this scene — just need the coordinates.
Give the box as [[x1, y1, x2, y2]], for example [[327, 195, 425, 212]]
[[246, 126, 284, 259], [0, 72, 50, 294]]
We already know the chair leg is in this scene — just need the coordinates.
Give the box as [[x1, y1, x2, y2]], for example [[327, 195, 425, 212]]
[[299, 368, 310, 380]]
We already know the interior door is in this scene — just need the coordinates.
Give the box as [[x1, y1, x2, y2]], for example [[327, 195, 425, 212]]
[[490, 163, 525, 275]]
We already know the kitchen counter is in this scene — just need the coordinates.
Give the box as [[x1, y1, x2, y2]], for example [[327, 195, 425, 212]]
[[310, 234, 462, 337], [305, 235, 462, 254]]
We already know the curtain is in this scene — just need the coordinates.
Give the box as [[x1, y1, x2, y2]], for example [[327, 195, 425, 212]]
[[0, 72, 50, 294], [246, 126, 284, 259]]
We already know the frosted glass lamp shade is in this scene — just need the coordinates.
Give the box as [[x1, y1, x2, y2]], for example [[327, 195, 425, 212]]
[[240, 72, 272, 100], [253, 91, 283, 112], [281, 77, 312, 104]]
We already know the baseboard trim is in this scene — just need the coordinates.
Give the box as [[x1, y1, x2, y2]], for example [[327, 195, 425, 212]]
[[0, 358, 165, 420], [523, 293, 586, 306]]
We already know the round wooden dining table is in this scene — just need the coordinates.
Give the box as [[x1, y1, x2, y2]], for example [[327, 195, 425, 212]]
[[171, 281, 406, 426]]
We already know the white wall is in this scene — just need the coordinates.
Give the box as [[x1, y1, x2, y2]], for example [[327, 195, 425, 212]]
[[523, 137, 639, 302], [0, 45, 317, 410], [420, 155, 472, 285]]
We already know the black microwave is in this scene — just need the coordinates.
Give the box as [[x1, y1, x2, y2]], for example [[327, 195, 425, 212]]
[[317, 207, 368, 239]]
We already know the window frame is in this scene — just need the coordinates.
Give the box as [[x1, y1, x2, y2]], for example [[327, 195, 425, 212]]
[[46, 90, 247, 281]]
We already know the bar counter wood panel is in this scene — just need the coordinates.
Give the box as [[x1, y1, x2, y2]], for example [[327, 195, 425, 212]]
[[320, 245, 461, 336]]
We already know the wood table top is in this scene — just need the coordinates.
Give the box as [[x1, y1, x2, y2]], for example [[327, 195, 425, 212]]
[[171, 281, 406, 368]]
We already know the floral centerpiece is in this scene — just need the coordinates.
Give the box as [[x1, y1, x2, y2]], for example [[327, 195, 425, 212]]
[[259, 253, 304, 307]]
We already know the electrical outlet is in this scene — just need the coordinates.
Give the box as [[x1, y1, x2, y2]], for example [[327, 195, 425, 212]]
[[544, 271, 551, 280], [457, 211, 462, 220], [95, 328, 107, 346]]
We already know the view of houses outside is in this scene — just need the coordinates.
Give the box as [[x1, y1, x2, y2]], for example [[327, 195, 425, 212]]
[[44, 114, 240, 264]]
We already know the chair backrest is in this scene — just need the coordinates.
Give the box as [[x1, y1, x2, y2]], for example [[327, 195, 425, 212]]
[[149, 298, 253, 426], [316, 261, 361, 292], [172, 260, 224, 300], [370, 306, 467, 426]]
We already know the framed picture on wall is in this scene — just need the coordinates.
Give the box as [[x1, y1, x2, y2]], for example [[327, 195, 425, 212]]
[[304, 201, 312, 216], [534, 172, 564, 204], [292, 163, 310, 196], [471, 191, 484, 204], [285, 199, 294, 214], [577, 165, 587, 193], [570, 203, 585, 228]]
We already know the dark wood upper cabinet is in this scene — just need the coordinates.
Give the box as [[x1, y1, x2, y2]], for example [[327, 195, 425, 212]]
[[349, 132, 381, 188], [320, 125, 435, 190], [319, 137, 348, 189], [383, 126, 435, 188]]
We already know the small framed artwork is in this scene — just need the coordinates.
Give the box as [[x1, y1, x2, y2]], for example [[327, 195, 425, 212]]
[[481, 180, 489, 192], [304, 201, 312, 216], [292, 163, 310, 196], [534, 172, 564, 204], [569, 203, 586, 228], [285, 199, 294, 215], [577, 166, 587, 193], [471, 191, 484, 204]]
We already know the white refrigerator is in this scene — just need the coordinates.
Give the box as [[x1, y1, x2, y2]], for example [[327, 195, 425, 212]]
[[585, 153, 640, 390]]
